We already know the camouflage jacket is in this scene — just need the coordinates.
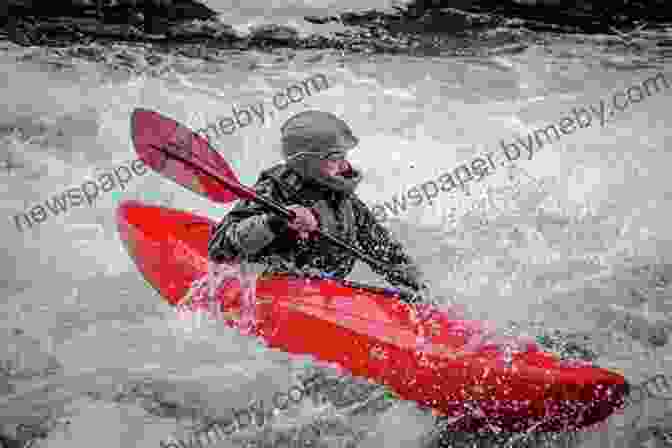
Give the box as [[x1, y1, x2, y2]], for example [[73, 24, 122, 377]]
[[207, 163, 417, 287]]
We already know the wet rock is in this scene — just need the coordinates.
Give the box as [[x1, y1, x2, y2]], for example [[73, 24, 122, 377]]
[[397, 8, 498, 34], [0, 0, 506, 54], [299, 34, 335, 50], [512, 0, 562, 5], [4, 18, 42, 46], [145, 52, 163, 65], [3, 0, 216, 21], [340, 10, 394, 27], [303, 15, 337, 25], [0, 434, 23, 448], [1, 0, 218, 45], [176, 44, 207, 59], [6, 27, 35, 47], [4, 0, 670, 59], [29, 18, 76, 35], [166, 19, 240, 41], [110, 48, 146, 69], [95, 23, 143, 39], [249, 24, 300, 44], [100, 4, 144, 25], [401, 0, 672, 34], [66, 43, 105, 61], [170, 0, 216, 22]]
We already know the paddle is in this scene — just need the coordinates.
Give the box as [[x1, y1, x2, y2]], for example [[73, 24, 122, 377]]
[[130, 108, 425, 293]]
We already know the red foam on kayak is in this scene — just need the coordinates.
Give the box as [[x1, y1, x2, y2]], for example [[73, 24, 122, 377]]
[[116, 200, 630, 433], [131, 108, 241, 204]]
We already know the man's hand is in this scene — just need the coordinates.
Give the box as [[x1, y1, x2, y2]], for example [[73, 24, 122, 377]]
[[286, 205, 319, 240]]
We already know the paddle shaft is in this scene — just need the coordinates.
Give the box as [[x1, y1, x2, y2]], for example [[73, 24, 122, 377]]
[[155, 145, 417, 286]]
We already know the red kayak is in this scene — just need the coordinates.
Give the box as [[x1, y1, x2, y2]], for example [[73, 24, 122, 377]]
[[116, 200, 629, 434]]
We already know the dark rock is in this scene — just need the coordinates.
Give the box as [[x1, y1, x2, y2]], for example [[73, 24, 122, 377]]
[[5, 19, 41, 46], [66, 43, 104, 60], [387, 7, 497, 35], [5, 0, 93, 18], [73, 21, 143, 39], [1, 0, 218, 40], [166, 19, 240, 41], [401, 0, 672, 34], [249, 24, 299, 43], [31, 18, 75, 34], [303, 15, 334, 25], [4, 0, 669, 59], [101, 5, 144, 25], [0, 2, 9, 26], [113, 48, 142, 65], [340, 10, 391, 27], [300, 34, 334, 49], [171, 0, 216, 21], [3, 0, 216, 21], [0, 435, 23, 448], [512, 0, 562, 5], [176, 44, 207, 58]]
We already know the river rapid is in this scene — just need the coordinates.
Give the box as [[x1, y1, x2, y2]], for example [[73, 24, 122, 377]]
[[1, 1, 672, 446]]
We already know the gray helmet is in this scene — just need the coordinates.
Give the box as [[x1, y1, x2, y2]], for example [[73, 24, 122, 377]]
[[280, 110, 358, 160]]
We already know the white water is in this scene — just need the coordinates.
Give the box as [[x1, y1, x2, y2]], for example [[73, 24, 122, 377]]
[[1, 4, 672, 446]]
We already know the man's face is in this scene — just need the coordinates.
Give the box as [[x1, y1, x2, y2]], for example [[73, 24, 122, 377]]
[[318, 152, 354, 178]]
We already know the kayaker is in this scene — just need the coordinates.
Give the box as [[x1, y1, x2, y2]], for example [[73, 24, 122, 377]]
[[207, 110, 428, 300]]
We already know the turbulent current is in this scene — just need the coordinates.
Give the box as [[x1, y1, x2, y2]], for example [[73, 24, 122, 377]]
[[2, 2, 672, 446]]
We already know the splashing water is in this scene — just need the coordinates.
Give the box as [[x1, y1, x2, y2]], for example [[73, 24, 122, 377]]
[[176, 260, 258, 334], [237, 260, 259, 336]]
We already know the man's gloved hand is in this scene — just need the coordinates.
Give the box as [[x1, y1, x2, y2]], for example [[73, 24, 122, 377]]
[[285, 205, 320, 239]]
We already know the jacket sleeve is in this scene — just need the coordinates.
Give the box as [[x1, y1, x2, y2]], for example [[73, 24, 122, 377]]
[[208, 175, 289, 262], [352, 197, 419, 288]]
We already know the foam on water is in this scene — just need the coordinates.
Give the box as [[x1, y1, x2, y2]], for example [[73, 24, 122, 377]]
[[3, 29, 672, 446]]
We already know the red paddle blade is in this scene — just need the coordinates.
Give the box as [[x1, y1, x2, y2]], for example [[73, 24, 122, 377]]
[[131, 108, 242, 204]]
